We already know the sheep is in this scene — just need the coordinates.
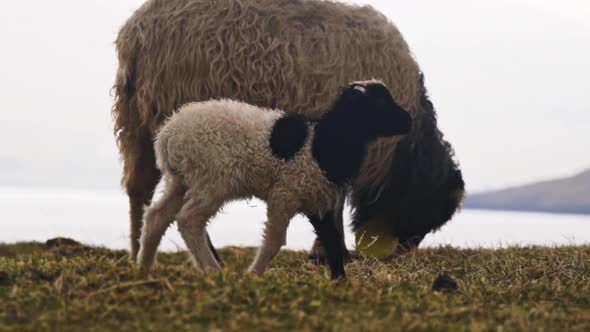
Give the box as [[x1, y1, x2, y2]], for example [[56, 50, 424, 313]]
[[137, 81, 412, 279], [114, 0, 464, 263]]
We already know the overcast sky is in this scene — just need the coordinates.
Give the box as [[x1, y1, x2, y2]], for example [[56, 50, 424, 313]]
[[0, 0, 589, 192]]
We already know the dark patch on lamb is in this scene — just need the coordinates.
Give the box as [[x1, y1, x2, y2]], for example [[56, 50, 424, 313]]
[[312, 82, 411, 185], [269, 113, 309, 160]]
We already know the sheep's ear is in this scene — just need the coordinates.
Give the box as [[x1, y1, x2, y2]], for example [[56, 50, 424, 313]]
[[362, 83, 412, 137], [366, 83, 393, 107], [391, 106, 412, 135]]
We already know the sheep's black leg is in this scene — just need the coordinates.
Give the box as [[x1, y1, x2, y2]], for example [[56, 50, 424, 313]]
[[308, 211, 346, 280], [309, 202, 350, 265], [309, 237, 327, 265], [207, 233, 224, 267]]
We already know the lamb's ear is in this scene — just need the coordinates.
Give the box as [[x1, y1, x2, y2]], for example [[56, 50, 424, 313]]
[[361, 83, 412, 136], [366, 83, 394, 109]]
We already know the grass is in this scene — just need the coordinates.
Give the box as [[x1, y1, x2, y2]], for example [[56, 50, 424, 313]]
[[0, 239, 589, 331]]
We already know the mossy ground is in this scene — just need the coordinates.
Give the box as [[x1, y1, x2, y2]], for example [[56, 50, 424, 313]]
[[1, 239, 589, 331]]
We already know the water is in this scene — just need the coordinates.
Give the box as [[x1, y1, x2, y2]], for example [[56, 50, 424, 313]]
[[2, 187, 590, 252]]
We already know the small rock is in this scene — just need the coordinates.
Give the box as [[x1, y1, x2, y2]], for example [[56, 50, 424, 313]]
[[0, 271, 11, 285], [432, 273, 458, 292], [45, 237, 81, 248]]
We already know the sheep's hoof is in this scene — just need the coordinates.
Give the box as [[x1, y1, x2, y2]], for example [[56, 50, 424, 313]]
[[245, 266, 264, 277], [331, 273, 348, 282], [136, 265, 153, 279], [308, 238, 351, 266], [309, 239, 328, 265], [136, 256, 155, 276]]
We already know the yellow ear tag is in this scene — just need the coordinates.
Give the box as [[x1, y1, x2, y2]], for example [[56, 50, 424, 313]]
[[355, 223, 399, 259]]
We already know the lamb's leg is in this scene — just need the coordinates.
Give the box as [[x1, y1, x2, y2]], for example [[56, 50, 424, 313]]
[[248, 200, 296, 275], [137, 177, 186, 269], [308, 211, 346, 279], [176, 195, 223, 274], [309, 201, 350, 264]]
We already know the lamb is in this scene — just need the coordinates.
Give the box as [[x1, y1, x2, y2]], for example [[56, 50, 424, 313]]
[[137, 81, 411, 279]]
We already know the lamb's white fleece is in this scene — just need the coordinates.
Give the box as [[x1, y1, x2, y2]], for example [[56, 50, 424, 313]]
[[156, 99, 342, 215]]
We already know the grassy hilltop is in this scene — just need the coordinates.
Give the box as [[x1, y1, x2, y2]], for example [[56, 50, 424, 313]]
[[1, 240, 589, 331]]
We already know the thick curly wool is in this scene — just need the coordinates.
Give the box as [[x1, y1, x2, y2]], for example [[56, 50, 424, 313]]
[[113, 0, 420, 195]]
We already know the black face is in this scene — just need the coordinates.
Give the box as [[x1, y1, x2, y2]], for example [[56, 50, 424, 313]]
[[344, 82, 412, 139], [312, 81, 412, 186], [349, 75, 465, 254]]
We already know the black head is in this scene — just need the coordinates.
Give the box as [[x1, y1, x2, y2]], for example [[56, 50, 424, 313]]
[[312, 80, 413, 186], [349, 75, 465, 255], [332, 81, 412, 140]]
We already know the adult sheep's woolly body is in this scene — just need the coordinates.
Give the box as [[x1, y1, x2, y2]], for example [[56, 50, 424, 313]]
[[114, 0, 465, 260], [113, 0, 419, 195]]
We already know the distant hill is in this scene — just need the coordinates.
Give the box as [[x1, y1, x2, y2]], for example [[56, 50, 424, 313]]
[[465, 169, 590, 215]]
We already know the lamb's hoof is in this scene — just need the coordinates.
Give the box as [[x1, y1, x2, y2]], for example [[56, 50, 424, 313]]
[[331, 273, 347, 283], [309, 240, 328, 266], [136, 265, 152, 279], [309, 240, 351, 266], [201, 265, 223, 275], [129, 251, 139, 264], [136, 256, 155, 277], [246, 266, 264, 277]]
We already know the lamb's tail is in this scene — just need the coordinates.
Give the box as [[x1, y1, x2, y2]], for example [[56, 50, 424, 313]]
[[153, 126, 176, 176]]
